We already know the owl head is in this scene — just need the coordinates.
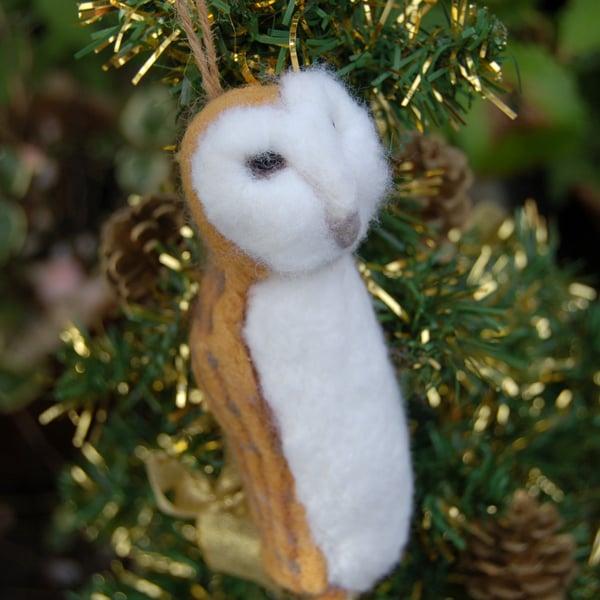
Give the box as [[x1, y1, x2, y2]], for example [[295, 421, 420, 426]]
[[179, 69, 390, 274]]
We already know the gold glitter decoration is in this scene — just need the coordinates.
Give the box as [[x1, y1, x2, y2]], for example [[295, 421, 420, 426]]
[[56, 0, 600, 585], [397, 0, 437, 42], [496, 403, 510, 425], [60, 324, 91, 358], [527, 468, 565, 503], [76, 0, 514, 133], [358, 261, 410, 323], [132, 29, 181, 86], [159, 253, 182, 271], [288, 10, 305, 73], [402, 57, 432, 108], [72, 407, 93, 448], [38, 403, 69, 426], [473, 404, 492, 432], [426, 387, 441, 408], [555, 389, 573, 410], [78, 1, 184, 86], [71, 465, 94, 490], [590, 528, 600, 567]]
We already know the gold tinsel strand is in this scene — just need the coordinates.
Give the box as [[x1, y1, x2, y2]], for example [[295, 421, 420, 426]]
[[76, 1, 515, 131]]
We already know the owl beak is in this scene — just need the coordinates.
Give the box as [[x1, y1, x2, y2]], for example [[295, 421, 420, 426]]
[[327, 210, 361, 249]]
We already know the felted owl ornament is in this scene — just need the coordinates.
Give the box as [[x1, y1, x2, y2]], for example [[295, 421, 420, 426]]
[[176, 5, 412, 599]]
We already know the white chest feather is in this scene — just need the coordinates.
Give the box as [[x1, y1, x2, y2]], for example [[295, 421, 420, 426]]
[[243, 255, 413, 592]]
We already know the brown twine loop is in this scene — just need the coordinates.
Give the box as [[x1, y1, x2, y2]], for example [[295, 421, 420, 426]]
[[176, 0, 224, 100]]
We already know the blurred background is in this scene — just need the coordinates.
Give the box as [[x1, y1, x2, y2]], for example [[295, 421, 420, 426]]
[[0, 0, 599, 598]]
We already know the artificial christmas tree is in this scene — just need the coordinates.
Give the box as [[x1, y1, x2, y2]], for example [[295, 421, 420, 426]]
[[37, 1, 600, 599]]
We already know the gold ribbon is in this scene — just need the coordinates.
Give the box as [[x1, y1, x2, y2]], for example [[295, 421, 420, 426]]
[[590, 526, 600, 567], [145, 451, 280, 593]]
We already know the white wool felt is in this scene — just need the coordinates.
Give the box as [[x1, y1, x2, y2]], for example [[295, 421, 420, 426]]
[[189, 69, 412, 591], [244, 255, 413, 592], [189, 69, 390, 273]]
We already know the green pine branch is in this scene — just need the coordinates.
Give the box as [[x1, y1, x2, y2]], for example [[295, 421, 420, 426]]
[[75, 0, 514, 136], [50, 200, 600, 598]]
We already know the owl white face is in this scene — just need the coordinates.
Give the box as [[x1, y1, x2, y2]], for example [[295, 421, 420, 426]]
[[189, 70, 390, 274]]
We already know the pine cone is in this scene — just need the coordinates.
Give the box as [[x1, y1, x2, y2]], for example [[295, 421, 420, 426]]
[[461, 490, 576, 600], [392, 133, 474, 233], [99, 194, 188, 307]]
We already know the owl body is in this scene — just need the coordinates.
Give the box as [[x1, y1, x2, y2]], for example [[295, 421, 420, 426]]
[[244, 253, 412, 591], [180, 69, 412, 597]]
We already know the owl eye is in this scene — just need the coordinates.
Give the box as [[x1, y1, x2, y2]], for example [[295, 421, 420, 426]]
[[246, 151, 287, 177]]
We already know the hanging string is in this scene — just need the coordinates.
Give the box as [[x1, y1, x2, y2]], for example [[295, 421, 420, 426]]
[[176, 0, 224, 100]]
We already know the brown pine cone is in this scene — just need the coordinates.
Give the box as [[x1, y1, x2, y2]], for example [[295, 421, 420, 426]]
[[392, 133, 474, 234], [99, 194, 188, 307], [460, 490, 576, 600]]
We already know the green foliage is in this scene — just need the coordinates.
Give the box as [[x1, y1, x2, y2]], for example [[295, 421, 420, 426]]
[[361, 202, 600, 597], [0, 141, 39, 411], [453, 0, 600, 205], [116, 86, 178, 194], [53, 265, 224, 596], [0, 146, 29, 266], [456, 42, 586, 174], [0, 1, 109, 98], [32, 0, 92, 64], [0, 4, 31, 106], [52, 202, 600, 598], [559, 0, 600, 58], [0, 198, 27, 264], [37, 1, 600, 598], [0, 364, 47, 413], [77, 0, 512, 137]]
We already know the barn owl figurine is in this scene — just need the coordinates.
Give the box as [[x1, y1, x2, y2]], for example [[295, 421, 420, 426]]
[[179, 69, 413, 599]]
